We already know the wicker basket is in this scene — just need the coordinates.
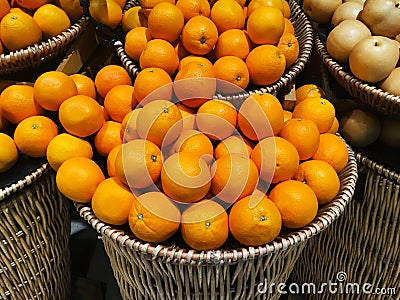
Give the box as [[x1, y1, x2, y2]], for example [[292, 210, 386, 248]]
[[75, 140, 358, 300], [0, 15, 89, 75], [113, 0, 314, 96], [291, 152, 400, 300], [314, 28, 400, 117], [0, 164, 71, 300]]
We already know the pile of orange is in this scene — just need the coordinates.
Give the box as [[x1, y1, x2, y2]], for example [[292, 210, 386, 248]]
[[0, 0, 83, 54], [0, 64, 348, 251], [117, 0, 299, 89]]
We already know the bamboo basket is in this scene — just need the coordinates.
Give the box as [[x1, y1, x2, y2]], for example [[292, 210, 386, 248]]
[[75, 141, 358, 300], [314, 28, 400, 117], [0, 164, 71, 300], [113, 0, 314, 96], [0, 16, 89, 75], [292, 152, 400, 300]]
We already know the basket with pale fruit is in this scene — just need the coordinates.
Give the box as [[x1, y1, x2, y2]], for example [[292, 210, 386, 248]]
[[302, 0, 400, 116], [0, 0, 89, 75], [87, 0, 314, 96]]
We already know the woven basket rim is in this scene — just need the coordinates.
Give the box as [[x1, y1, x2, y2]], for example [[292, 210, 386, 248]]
[[355, 151, 400, 183], [0, 15, 89, 67], [75, 136, 358, 265], [113, 0, 314, 97], [0, 163, 49, 202], [314, 29, 400, 109]]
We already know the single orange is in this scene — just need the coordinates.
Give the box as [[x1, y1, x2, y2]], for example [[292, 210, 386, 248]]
[[92, 177, 136, 225], [269, 179, 318, 229], [94, 64, 132, 98], [210, 0, 245, 33], [283, 18, 295, 34], [46, 133, 93, 171], [70, 74, 97, 99], [0, 133, 18, 173], [176, 0, 210, 22], [213, 56, 250, 90], [170, 129, 214, 161], [0, 84, 44, 124], [14, 116, 58, 158], [181, 200, 229, 250], [214, 29, 252, 60], [33, 4, 71, 40], [121, 6, 148, 33], [0, 0, 10, 20], [133, 67, 173, 103], [12, 0, 48, 10], [33, 71, 78, 111], [178, 55, 213, 71], [104, 84, 137, 122], [59, 95, 105, 138], [295, 84, 326, 105], [129, 191, 181, 242], [246, 0, 284, 16], [106, 144, 122, 177], [327, 117, 339, 134], [89, 0, 122, 29], [94, 121, 122, 157], [140, 0, 175, 16], [214, 135, 252, 159], [124, 27, 152, 61], [278, 118, 320, 161], [277, 32, 299, 67], [229, 191, 282, 246], [282, 0, 290, 18]]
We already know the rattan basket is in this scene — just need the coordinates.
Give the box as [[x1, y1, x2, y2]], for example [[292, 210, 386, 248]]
[[314, 28, 400, 117], [0, 163, 71, 300], [291, 152, 400, 300], [0, 15, 89, 75], [74, 140, 358, 300], [113, 0, 313, 96]]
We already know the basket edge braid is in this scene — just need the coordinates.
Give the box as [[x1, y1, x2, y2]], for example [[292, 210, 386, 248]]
[[0, 16, 90, 75], [113, 0, 314, 97], [355, 151, 400, 183], [314, 30, 400, 117], [75, 137, 358, 266]]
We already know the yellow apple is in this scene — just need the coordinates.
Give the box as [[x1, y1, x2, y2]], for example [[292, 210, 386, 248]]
[[302, 0, 342, 24], [332, 2, 363, 26], [380, 67, 400, 95]]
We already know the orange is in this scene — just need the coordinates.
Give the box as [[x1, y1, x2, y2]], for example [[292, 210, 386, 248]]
[[106, 144, 122, 177], [176, 0, 210, 22], [121, 108, 141, 142], [246, 6, 284, 45], [121, 6, 148, 33], [214, 135, 252, 159], [237, 93, 284, 140], [147, 2, 184, 42], [70, 73, 97, 99], [269, 179, 318, 229], [46, 133, 93, 171], [94, 121, 122, 157], [176, 103, 196, 130], [312, 133, 349, 173], [129, 191, 181, 243], [295, 84, 326, 105], [210, 0, 245, 34], [115, 139, 162, 188], [283, 110, 292, 122], [294, 159, 340, 205], [170, 129, 213, 161], [161, 152, 211, 203], [94, 64, 132, 98], [0, 10, 42, 51], [139, 39, 179, 76], [136, 99, 182, 147], [174, 61, 216, 108], [172, 39, 190, 60], [181, 15, 218, 55], [0, 85, 44, 124], [251, 136, 299, 183], [178, 55, 213, 71], [59, 95, 105, 137], [229, 191, 282, 246], [282, 0, 290, 18], [104, 85, 137, 122], [124, 27, 152, 61], [195, 99, 237, 140], [246, 45, 286, 86], [213, 56, 250, 90], [0, 0, 10, 20], [283, 18, 294, 34], [246, 0, 284, 16], [33, 4, 71, 40], [292, 97, 335, 133], [0, 114, 9, 132], [33, 71, 78, 111], [0, 133, 18, 173], [133, 67, 172, 103], [12, 0, 48, 10], [55, 0, 84, 22], [181, 200, 229, 250], [210, 153, 258, 203], [114, 0, 127, 9], [89, 0, 122, 29], [277, 32, 299, 67], [214, 29, 252, 60], [92, 177, 135, 224], [14, 116, 58, 158], [278, 118, 320, 161], [327, 117, 339, 134], [139, 0, 175, 16]]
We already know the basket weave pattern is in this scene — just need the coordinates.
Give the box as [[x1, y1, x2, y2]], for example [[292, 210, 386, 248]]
[[292, 153, 400, 300], [0, 165, 71, 300]]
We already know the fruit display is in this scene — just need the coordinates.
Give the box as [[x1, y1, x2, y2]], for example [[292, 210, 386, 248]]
[[303, 0, 400, 97], [0, 66, 350, 250]]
